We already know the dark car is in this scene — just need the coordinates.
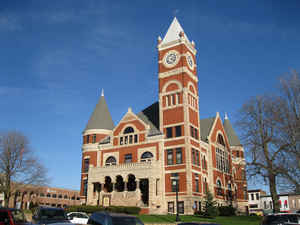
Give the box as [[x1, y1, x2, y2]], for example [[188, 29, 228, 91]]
[[87, 211, 144, 225], [178, 223, 221, 225], [32, 206, 70, 225], [261, 213, 300, 225], [0, 208, 29, 225]]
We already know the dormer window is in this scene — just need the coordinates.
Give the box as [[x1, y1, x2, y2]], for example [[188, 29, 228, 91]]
[[105, 156, 117, 166], [217, 134, 225, 146], [141, 151, 153, 162], [120, 126, 138, 145]]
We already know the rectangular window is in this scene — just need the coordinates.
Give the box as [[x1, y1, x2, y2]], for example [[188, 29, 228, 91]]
[[168, 202, 174, 213], [166, 127, 173, 138], [167, 149, 173, 165], [178, 201, 184, 214], [172, 94, 176, 105], [236, 151, 240, 157], [125, 136, 128, 144], [190, 126, 194, 138], [86, 135, 90, 143], [195, 175, 199, 192], [251, 194, 254, 200], [134, 134, 138, 143], [129, 135, 133, 144], [198, 201, 201, 211], [92, 134, 96, 143], [256, 193, 259, 200], [196, 150, 200, 166], [125, 154, 132, 163], [84, 158, 89, 173], [175, 125, 182, 137], [83, 180, 88, 197], [192, 149, 196, 165], [176, 148, 182, 164], [120, 137, 123, 145]]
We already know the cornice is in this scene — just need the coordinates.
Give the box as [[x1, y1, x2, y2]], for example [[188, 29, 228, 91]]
[[157, 38, 197, 55], [159, 67, 198, 82]]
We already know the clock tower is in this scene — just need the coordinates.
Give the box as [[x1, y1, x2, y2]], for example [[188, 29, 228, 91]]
[[158, 17, 201, 212]]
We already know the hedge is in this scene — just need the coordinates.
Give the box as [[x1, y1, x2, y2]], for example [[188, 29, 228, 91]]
[[65, 205, 141, 215]]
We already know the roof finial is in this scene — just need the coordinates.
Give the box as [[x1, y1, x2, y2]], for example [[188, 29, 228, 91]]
[[101, 88, 104, 97], [225, 112, 229, 120], [172, 9, 179, 17]]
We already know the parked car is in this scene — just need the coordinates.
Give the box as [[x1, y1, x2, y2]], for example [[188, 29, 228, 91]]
[[32, 206, 70, 225], [0, 208, 29, 225], [67, 212, 89, 224], [87, 211, 144, 225], [261, 213, 300, 225], [178, 223, 221, 225]]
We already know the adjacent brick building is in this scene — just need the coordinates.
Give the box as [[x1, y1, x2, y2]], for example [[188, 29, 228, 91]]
[[80, 17, 248, 214], [6, 185, 80, 209]]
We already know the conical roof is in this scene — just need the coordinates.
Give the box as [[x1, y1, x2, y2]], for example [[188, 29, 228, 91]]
[[84, 92, 114, 131], [161, 17, 190, 45], [223, 116, 241, 146]]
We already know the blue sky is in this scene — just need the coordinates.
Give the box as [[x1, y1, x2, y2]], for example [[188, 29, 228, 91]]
[[1, 0, 299, 191]]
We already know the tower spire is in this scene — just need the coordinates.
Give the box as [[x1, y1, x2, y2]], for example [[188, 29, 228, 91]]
[[160, 17, 190, 45], [101, 88, 104, 97]]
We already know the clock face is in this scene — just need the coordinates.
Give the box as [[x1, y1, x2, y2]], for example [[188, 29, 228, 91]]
[[186, 52, 194, 69], [163, 50, 179, 67]]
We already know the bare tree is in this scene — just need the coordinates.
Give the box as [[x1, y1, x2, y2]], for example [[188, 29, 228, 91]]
[[272, 71, 300, 193], [237, 96, 287, 213], [0, 131, 48, 207]]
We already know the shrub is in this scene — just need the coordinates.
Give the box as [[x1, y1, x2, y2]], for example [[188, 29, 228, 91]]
[[65, 205, 141, 215], [218, 206, 236, 216]]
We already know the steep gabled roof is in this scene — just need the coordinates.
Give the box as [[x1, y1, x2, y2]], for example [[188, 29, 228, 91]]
[[200, 117, 215, 142], [84, 93, 114, 131], [161, 17, 190, 45], [137, 102, 161, 136], [223, 117, 241, 146]]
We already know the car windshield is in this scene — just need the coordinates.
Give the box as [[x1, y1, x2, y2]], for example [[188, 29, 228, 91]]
[[111, 216, 143, 225], [40, 209, 66, 220], [11, 210, 26, 223]]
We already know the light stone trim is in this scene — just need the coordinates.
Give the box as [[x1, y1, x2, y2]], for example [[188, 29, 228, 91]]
[[163, 122, 184, 128], [83, 129, 112, 136], [159, 67, 198, 82], [157, 39, 197, 55], [161, 79, 183, 93]]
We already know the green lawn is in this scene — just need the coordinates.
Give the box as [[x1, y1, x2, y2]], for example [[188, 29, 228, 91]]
[[138, 214, 262, 225]]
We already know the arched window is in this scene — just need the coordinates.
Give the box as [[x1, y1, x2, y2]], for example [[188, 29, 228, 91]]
[[141, 152, 153, 162], [217, 134, 225, 146], [217, 180, 222, 188], [216, 180, 222, 196], [120, 126, 138, 145], [124, 126, 134, 134], [105, 156, 117, 166]]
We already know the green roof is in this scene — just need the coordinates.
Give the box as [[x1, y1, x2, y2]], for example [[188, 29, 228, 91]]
[[200, 117, 215, 142], [223, 118, 241, 146], [84, 95, 114, 131]]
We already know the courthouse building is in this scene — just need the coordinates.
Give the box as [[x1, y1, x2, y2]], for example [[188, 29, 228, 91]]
[[80, 18, 248, 214]]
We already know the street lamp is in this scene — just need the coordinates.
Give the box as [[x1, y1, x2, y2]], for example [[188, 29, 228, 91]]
[[172, 176, 180, 222]]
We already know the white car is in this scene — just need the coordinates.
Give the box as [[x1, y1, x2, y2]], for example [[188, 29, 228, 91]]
[[67, 212, 89, 224]]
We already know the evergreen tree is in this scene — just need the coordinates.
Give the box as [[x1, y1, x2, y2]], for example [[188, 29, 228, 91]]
[[203, 190, 219, 218]]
